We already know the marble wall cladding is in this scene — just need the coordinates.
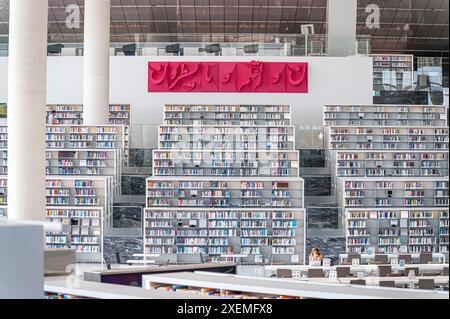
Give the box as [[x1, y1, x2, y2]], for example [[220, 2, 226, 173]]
[[302, 176, 332, 196], [306, 237, 346, 265], [112, 206, 143, 228], [104, 237, 143, 264], [121, 176, 147, 195], [299, 149, 326, 167], [307, 206, 339, 230], [128, 149, 153, 168]]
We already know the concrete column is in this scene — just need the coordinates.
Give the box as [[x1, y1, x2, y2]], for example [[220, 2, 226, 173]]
[[83, 0, 110, 125], [326, 0, 357, 57], [7, 0, 48, 221]]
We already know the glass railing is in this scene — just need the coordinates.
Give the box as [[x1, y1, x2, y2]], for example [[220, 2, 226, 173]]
[[0, 33, 371, 57]]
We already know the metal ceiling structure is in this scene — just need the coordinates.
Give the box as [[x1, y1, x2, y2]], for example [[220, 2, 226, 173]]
[[0, 0, 448, 55]]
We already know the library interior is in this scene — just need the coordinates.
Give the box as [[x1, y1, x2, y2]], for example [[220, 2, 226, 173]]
[[0, 0, 449, 300]]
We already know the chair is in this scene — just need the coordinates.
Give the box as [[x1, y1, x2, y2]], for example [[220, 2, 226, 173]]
[[122, 43, 136, 56], [205, 44, 221, 55], [405, 267, 420, 277], [443, 266, 449, 276], [308, 268, 324, 278], [350, 279, 366, 286], [379, 280, 395, 287], [165, 43, 182, 55], [378, 265, 392, 277], [277, 269, 293, 278], [418, 279, 435, 290], [419, 252, 433, 264], [243, 44, 259, 54], [398, 254, 412, 264], [47, 44, 64, 55], [373, 254, 388, 264], [336, 266, 351, 278]]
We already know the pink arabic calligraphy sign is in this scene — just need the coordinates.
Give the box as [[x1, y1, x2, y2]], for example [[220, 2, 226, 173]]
[[148, 61, 308, 93]]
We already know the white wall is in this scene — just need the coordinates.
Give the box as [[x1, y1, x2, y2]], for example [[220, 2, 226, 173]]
[[0, 55, 373, 127]]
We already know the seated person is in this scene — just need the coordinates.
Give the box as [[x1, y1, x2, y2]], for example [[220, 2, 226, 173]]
[[309, 247, 324, 266]]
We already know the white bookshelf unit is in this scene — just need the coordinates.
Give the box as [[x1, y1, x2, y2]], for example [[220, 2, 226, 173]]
[[0, 124, 130, 167], [143, 207, 305, 264], [345, 208, 449, 255], [153, 149, 299, 177], [0, 176, 6, 218], [0, 176, 110, 261], [46, 104, 131, 125], [338, 177, 449, 209], [163, 104, 291, 126], [330, 150, 449, 178], [326, 126, 449, 151], [372, 54, 414, 91], [46, 206, 103, 262], [324, 104, 447, 127], [145, 104, 305, 264]]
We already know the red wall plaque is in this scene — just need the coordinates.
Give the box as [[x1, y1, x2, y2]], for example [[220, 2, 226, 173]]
[[148, 61, 308, 93]]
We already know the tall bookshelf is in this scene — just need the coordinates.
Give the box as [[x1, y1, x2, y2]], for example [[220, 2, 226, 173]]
[[0, 176, 6, 218], [324, 104, 446, 127], [145, 104, 305, 264], [338, 177, 449, 209], [345, 208, 448, 254], [46, 104, 131, 125], [143, 208, 305, 264], [330, 150, 449, 178], [0, 124, 130, 166], [153, 149, 299, 177], [46, 206, 103, 262], [372, 54, 414, 92], [325, 126, 449, 151], [0, 176, 110, 261]]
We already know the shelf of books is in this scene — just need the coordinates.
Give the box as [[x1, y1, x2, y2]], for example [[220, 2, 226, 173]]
[[372, 54, 414, 91], [0, 149, 121, 184], [46, 206, 103, 262], [158, 125, 296, 151], [338, 177, 449, 209], [143, 207, 305, 264], [330, 150, 449, 178], [325, 126, 449, 151], [0, 124, 129, 166], [0, 176, 6, 218], [145, 104, 305, 264], [0, 176, 110, 260], [345, 208, 448, 254], [146, 177, 304, 209], [323, 104, 447, 127], [153, 150, 299, 177], [46, 104, 131, 125], [163, 105, 291, 126]]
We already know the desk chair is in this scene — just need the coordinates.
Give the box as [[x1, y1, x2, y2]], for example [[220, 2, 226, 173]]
[[277, 269, 293, 278], [336, 266, 351, 278], [418, 279, 435, 290], [350, 279, 366, 286], [372, 254, 388, 264], [308, 268, 324, 278], [443, 266, 449, 276], [399, 254, 412, 264], [405, 267, 420, 277], [419, 252, 433, 264], [378, 265, 392, 277], [379, 280, 395, 287]]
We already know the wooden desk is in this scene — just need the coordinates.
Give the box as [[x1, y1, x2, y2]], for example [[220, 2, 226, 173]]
[[339, 253, 446, 264], [293, 276, 449, 287]]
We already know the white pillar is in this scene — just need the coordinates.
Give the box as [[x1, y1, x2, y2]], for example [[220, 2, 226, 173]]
[[326, 0, 357, 57], [83, 0, 110, 125], [7, 0, 48, 221]]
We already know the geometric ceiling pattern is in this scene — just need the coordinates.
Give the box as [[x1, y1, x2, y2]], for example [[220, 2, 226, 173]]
[[0, 0, 448, 55]]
